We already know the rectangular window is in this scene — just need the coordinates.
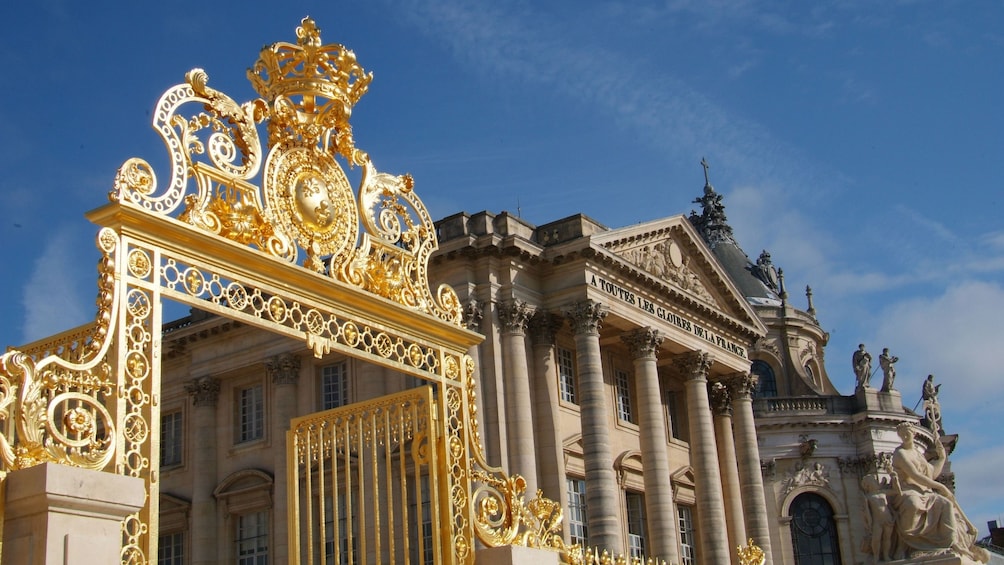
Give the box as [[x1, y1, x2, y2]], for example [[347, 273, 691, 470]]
[[557, 347, 577, 404], [566, 478, 588, 546], [321, 361, 349, 410], [236, 384, 265, 443], [158, 531, 184, 565], [615, 370, 634, 423], [678, 505, 696, 565], [236, 511, 269, 565], [666, 391, 682, 440], [626, 492, 647, 559], [160, 410, 183, 467]]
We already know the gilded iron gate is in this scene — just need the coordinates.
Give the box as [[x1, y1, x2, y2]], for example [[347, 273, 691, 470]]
[[0, 17, 573, 565], [288, 387, 445, 565]]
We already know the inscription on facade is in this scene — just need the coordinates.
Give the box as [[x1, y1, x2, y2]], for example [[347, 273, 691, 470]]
[[590, 274, 747, 358]]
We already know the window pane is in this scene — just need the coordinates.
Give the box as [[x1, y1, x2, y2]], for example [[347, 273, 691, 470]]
[[752, 360, 777, 398], [236, 511, 268, 565], [160, 411, 183, 467], [158, 531, 184, 565], [237, 385, 264, 443], [566, 478, 588, 546], [626, 492, 646, 558], [557, 348, 577, 404], [322, 362, 349, 410], [678, 505, 696, 565], [615, 370, 634, 423]]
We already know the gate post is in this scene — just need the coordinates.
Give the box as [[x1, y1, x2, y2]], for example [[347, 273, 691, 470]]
[[1, 463, 145, 565]]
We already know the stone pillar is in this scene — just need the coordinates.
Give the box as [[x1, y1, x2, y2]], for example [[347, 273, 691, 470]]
[[675, 351, 730, 565], [727, 372, 774, 565], [185, 375, 221, 565], [498, 299, 538, 496], [621, 328, 680, 564], [266, 352, 300, 565], [528, 311, 568, 517], [1, 463, 146, 565], [710, 381, 747, 563], [567, 300, 622, 552]]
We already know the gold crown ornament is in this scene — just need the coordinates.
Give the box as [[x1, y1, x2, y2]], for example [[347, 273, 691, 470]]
[[248, 17, 373, 159]]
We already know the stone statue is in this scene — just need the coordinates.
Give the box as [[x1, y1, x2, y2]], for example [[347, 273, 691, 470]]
[[921, 375, 943, 434], [889, 422, 988, 563], [853, 344, 873, 390], [861, 474, 896, 564], [879, 348, 898, 392]]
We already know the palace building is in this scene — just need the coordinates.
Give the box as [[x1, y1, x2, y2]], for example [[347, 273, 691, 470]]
[[157, 170, 979, 565]]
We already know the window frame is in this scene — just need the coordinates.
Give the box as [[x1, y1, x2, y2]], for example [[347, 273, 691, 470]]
[[566, 477, 588, 547], [625, 491, 647, 559], [320, 360, 351, 411], [557, 346, 578, 405], [677, 504, 696, 565], [234, 382, 266, 446], [160, 408, 184, 469], [235, 510, 270, 565]]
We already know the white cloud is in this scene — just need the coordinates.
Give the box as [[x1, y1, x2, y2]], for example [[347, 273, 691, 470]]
[[870, 280, 1004, 416], [21, 226, 93, 343], [950, 444, 1004, 537]]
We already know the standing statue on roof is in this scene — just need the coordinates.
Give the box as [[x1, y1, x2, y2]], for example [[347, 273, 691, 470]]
[[921, 375, 943, 434], [853, 344, 873, 390], [879, 348, 899, 392]]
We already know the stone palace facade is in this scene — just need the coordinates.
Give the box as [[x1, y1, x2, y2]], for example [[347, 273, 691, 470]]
[[156, 176, 981, 565]]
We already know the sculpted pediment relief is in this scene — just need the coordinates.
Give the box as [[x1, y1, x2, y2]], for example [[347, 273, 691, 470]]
[[592, 215, 766, 335], [618, 238, 716, 305]]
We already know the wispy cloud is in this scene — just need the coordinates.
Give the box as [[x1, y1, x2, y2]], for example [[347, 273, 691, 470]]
[[21, 226, 93, 343]]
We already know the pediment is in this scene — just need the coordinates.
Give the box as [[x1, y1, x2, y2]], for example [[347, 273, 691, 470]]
[[592, 215, 764, 333]]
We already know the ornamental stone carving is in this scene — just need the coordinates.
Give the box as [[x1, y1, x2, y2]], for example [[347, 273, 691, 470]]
[[185, 376, 221, 407], [265, 352, 301, 385], [674, 351, 712, 382], [463, 298, 485, 331], [528, 311, 563, 346], [620, 327, 663, 359], [709, 381, 732, 416], [781, 461, 830, 495], [565, 300, 606, 336], [726, 371, 758, 400], [498, 299, 532, 335]]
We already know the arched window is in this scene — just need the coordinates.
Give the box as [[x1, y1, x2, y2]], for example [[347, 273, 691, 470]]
[[789, 493, 842, 565], [751, 360, 777, 398]]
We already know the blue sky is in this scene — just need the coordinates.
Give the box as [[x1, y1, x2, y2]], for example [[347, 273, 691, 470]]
[[2, 0, 1002, 536]]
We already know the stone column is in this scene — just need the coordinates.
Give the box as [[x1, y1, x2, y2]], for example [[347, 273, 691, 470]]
[[498, 299, 538, 496], [675, 351, 730, 565], [727, 372, 774, 565], [185, 376, 221, 565], [567, 300, 622, 552], [621, 328, 680, 564], [266, 352, 300, 565], [529, 311, 568, 516], [710, 381, 747, 563], [1, 463, 146, 565]]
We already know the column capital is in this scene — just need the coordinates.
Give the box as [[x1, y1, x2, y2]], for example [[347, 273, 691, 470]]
[[621, 327, 663, 359], [709, 381, 733, 416], [528, 310, 563, 346], [463, 298, 485, 331], [185, 376, 221, 407], [498, 299, 532, 335], [565, 300, 607, 336], [674, 350, 713, 381], [725, 371, 758, 400], [266, 352, 301, 386]]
